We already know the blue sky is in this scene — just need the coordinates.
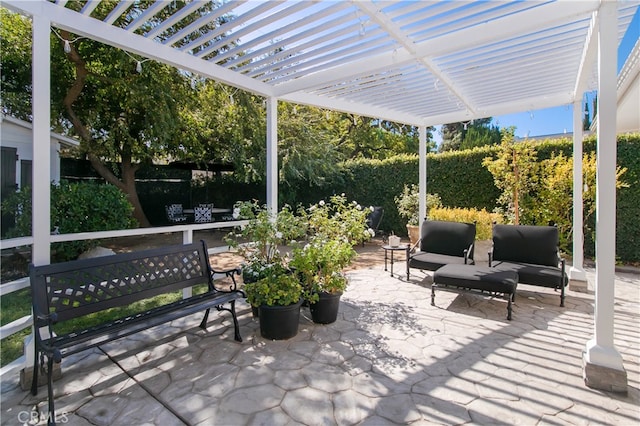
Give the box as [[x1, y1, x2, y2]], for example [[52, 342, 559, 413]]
[[445, 8, 640, 143]]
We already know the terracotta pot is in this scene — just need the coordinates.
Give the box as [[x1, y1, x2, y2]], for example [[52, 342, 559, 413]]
[[407, 224, 420, 246]]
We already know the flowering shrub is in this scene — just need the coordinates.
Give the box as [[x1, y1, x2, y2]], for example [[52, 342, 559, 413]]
[[306, 194, 375, 245], [225, 200, 306, 282], [290, 194, 374, 300], [225, 201, 306, 306], [394, 184, 443, 226]]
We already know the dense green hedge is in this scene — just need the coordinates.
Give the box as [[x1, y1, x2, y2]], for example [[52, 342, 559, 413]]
[[61, 134, 640, 262], [333, 134, 640, 262]]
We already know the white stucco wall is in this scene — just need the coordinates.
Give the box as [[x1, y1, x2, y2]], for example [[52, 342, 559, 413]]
[[0, 115, 78, 187]]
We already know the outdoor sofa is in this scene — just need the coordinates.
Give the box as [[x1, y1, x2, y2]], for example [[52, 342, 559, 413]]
[[489, 224, 568, 306]]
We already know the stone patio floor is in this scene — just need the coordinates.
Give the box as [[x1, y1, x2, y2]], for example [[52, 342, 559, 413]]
[[1, 248, 638, 425]]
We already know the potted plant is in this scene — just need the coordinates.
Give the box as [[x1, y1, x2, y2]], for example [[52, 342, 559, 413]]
[[394, 184, 442, 245], [290, 194, 374, 324], [226, 201, 307, 339]]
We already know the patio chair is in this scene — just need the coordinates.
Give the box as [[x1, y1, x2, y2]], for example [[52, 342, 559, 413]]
[[489, 224, 568, 306], [194, 205, 213, 223], [165, 204, 188, 224], [407, 220, 476, 279], [364, 206, 384, 244]]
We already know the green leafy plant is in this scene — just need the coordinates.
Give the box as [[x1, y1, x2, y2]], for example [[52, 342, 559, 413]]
[[394, 184, 443, 225], [524, 152, 627, 252], [1, 181, 136, 261], [225, 201, 307, 305], [290, 194, 373, 301], [243, 268, 303, 307]]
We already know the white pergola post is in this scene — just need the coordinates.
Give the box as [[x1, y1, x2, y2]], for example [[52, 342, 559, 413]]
[[583, 1, 627, 393], [418, 126, 427, 223], [569, 99, 587, 291], [266, 97, 278, 214], [31, 14, 51, 266], [22, 13, 52, 386]]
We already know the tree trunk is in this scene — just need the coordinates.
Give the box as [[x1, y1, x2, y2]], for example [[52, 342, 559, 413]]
[[121, 159, 150, 228], [61, 31, 151, 228]]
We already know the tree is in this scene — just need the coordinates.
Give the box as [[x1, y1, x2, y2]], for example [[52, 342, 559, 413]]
[[439, 118, 500, 152], [525, 152, 627, 252], [482, 127, 538, 224], [1, 4, 232, 227]]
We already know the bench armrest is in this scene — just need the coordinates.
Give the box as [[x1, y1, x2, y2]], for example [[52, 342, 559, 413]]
[[36, 311, 58, 324], [210, 266, 242, 292]]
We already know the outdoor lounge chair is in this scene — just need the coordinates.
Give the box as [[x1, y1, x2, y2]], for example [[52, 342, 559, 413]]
[[489, 224, 568, 306], [407, 220, 476, 279]]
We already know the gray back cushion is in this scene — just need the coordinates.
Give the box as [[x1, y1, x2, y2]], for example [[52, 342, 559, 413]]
[[492, 224, 559, 266], [420, 220, 476, 258]]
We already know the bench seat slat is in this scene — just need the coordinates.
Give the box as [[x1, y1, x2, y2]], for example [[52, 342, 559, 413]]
[[43, 289, 242, 358]]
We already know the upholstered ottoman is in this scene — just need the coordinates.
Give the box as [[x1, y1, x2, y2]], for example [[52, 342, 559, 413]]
[[432, 264, 518, 320]]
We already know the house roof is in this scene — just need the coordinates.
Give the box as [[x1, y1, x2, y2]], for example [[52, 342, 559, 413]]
[[0, 114, 80, 148], [3, 1, 639, 127]]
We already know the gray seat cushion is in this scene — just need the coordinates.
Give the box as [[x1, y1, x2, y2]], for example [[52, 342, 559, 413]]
[[434, 264, 517, 294], [491, 261, 567, 288], [409, 252, 473, 272]]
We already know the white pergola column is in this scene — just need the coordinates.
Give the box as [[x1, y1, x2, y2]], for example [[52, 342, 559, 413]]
[[266, 97, 278, 214], [583, 1, 627, 393], [22, 13, 52, 387], [418, 126, 427, 223], [31, 14, 51, 265], [569, 99, 587, 291]]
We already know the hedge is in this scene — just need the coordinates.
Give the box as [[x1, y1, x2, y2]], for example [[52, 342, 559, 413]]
[[61, 134, 640, 262]]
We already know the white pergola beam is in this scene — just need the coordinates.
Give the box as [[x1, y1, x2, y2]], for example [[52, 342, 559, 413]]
[[574, 11, 600, 98], [282, 91, 423, 127], [5, 0, 275, 97], [356, 1, 477, 115]]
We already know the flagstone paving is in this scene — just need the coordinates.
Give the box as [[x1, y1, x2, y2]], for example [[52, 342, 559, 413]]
[[1, 259, 638, 425]]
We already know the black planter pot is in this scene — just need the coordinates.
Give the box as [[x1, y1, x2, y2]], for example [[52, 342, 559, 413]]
[[309, 291, 342, 324], [258, 299, 303, 340]]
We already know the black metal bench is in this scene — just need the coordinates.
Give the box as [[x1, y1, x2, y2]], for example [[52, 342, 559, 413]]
[[29, 241, 244, 425]]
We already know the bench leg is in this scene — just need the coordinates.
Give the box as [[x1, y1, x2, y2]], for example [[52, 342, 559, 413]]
[[31, 347, 39, 396], [229, 300, 242, 342], [431, 284, 436, 306], [46, 356, 56, 426], [507, 295, 513, 321], [560, 284, 565, 307], [199, 308, 211, 330], [215, 301, 243, 342]]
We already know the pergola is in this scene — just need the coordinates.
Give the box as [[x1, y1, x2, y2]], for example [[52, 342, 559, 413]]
[[4, 0, 638, 392]]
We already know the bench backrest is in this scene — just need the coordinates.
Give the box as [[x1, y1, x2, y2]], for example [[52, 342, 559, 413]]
[[30, 241, 213, 326], [492, 224, 559, 266], [420, 220, 476, 258]]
